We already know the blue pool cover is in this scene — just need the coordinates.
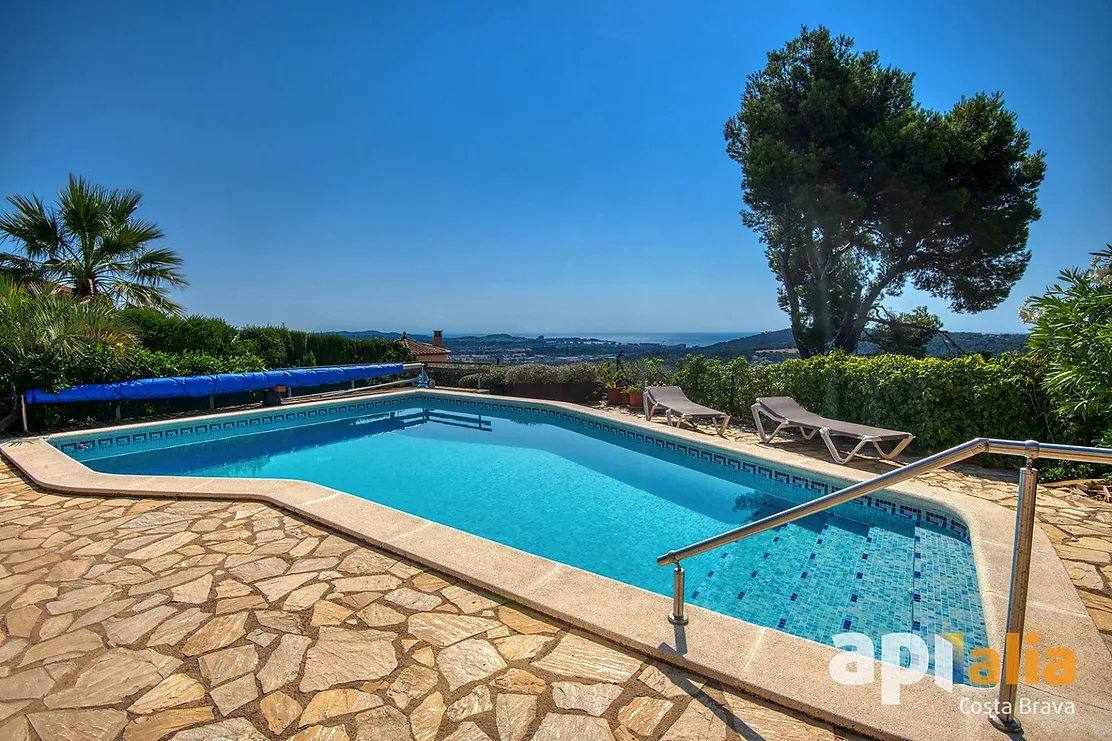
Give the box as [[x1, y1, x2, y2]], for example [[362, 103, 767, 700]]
[[24, 363, 406, 404]]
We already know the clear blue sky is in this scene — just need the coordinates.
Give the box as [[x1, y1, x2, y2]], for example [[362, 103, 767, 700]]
[[3, 1, 1109, 335]]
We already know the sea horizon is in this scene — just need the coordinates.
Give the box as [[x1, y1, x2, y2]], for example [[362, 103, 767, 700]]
[[422, 331, 763, 347]]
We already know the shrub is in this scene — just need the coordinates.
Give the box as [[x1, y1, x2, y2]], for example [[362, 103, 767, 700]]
[[504, 364, 559, 384], [238, 326, 413, 368], [1023, 245, 1112, 447], [672, 352, 1062, 452], [555, 363, 597, 383], [121, 308, 243, 358]]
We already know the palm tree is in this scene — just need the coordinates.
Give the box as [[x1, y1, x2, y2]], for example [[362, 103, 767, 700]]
[[0, 175, 188, 315]]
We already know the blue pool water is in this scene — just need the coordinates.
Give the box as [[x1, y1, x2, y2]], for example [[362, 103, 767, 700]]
[[58, 400, 987, 673]]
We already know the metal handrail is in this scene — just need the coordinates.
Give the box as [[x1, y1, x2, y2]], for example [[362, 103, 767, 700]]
[[656, 437, 1112, 735]]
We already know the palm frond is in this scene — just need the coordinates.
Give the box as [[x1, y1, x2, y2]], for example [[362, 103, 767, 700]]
[[1, 175, 187, 314], [0, 193, 62, 260]]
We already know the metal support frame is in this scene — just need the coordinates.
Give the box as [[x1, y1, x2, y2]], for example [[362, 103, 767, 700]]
[[989, 453, 1040, 734], [751, 402, 913, 464], [669, 564, 688, 625], [657, 437, 1112, 735], [644, 395, 731, 437]]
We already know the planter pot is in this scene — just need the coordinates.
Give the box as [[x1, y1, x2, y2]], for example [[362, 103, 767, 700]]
[[626, 390, 643, 409], [606, 387, 625, 405]]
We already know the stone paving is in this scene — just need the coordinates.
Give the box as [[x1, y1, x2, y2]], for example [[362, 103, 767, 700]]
[[595, 401, 1112, 658], [0, 461, 862, 741]]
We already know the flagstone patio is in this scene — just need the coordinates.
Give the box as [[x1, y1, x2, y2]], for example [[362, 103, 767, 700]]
[[0, 461, 863, 741]]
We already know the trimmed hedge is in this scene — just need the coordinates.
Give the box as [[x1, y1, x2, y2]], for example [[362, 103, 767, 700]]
[[7, 345, 269, 430], [504, 363, 597, 385], [121, 308, 245, 358], [237, 326, 413, 368], [672, 352, 1058, 451], [438, 364, 596, 393], [3, 345, 266, 396]]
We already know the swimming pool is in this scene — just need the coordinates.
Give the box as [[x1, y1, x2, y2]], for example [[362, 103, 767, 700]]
[[53, 395, 987, 673]]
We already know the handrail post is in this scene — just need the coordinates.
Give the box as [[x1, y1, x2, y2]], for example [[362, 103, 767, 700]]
[[989, 447, 1039, 735], [669, 563, 688, 625]]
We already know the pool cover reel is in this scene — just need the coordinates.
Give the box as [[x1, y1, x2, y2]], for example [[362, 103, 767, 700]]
[[24, 363, 407, 404]]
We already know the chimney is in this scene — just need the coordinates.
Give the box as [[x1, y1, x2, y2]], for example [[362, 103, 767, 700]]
[[432, 330, 443, 348]]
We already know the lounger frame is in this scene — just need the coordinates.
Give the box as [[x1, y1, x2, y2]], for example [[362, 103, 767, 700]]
[[751, 402, 913, 464], [644, 390, 731, 436]]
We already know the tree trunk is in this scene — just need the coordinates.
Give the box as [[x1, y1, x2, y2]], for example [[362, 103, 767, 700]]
[[779, 249, 817, 359], [832, 264, 905, 354]]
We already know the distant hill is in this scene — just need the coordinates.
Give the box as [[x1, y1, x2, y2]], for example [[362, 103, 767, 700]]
[[325, 328, 1029, 364], [330, 330, 414, 342], [639, 328, 1029, 362]]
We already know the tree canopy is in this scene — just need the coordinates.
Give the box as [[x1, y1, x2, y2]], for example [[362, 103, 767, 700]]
[[0, 175, 188, 315], [725, 26, 1046, 357]]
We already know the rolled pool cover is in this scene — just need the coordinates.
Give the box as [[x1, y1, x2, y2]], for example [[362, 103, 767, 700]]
[[23, 363, 406, 404]]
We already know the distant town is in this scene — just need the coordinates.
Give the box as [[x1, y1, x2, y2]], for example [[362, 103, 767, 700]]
[[329, 329, 1030, 365]]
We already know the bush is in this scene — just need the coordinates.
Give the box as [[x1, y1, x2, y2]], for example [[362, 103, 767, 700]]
[[502, 363, 598, 385], [455, 367, 510, 393], [238, 326, 413, 368], [4, 344, 267, 396], [6, 343, 269, 430], [1023, 245, 1112, 447], [121, 308, 244, 358], [555, 363, 597, 383], [672, 351, 1062, 452], [504, 364, 559, 384]]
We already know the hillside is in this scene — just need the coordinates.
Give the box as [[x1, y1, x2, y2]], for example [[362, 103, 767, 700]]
[[637, 329, 1028, 362], [325, 327, 1029, 364]]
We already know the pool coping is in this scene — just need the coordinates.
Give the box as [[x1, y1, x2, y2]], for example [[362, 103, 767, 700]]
[[4, 389, 1110, 741]]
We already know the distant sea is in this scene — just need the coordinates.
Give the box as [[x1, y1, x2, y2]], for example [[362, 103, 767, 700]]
[[569, 332, 757, 347]]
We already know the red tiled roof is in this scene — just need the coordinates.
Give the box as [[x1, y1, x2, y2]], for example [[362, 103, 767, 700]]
[[402, 337, 450, 356]]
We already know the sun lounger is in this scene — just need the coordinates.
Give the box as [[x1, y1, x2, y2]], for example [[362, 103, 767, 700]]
[[644, 386, 731, 436], [751, 396, 914, 464]]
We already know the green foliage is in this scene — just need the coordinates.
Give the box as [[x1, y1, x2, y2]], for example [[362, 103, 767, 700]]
[[861, 307, 943, 358], [595, 361, 624, 388], [0, 175, 188, 314], [725, 26, 1045, 356], [455, 366, 509, 393], [0, 278, 137, 366], [623, 357, 670, 386], [504, 364, 557, 384], [1024, 245, 1112, 447], [556, 363, 597, 383], [237, 326, 413, 368], [121, 308, 245, 358], [504, 363, 597, 385], [672, 352, 1059, 451], [6, 345, 265, 396]]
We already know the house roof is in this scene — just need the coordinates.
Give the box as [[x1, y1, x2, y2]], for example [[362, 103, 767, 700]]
[[402, 336, 450, 356]]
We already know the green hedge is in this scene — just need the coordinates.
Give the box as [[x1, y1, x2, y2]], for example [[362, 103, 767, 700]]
[[5, 345, 269, 430], [504, 363, 597, 385], [4, 345, 266, 396], [121, 308, 246, 358], [672, 352, 1058, 451], [454, 367, 509, 393], [238, 327, 414, 368]]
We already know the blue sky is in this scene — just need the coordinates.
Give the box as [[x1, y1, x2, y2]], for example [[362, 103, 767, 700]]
[[2, 1, 1109, 335]]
